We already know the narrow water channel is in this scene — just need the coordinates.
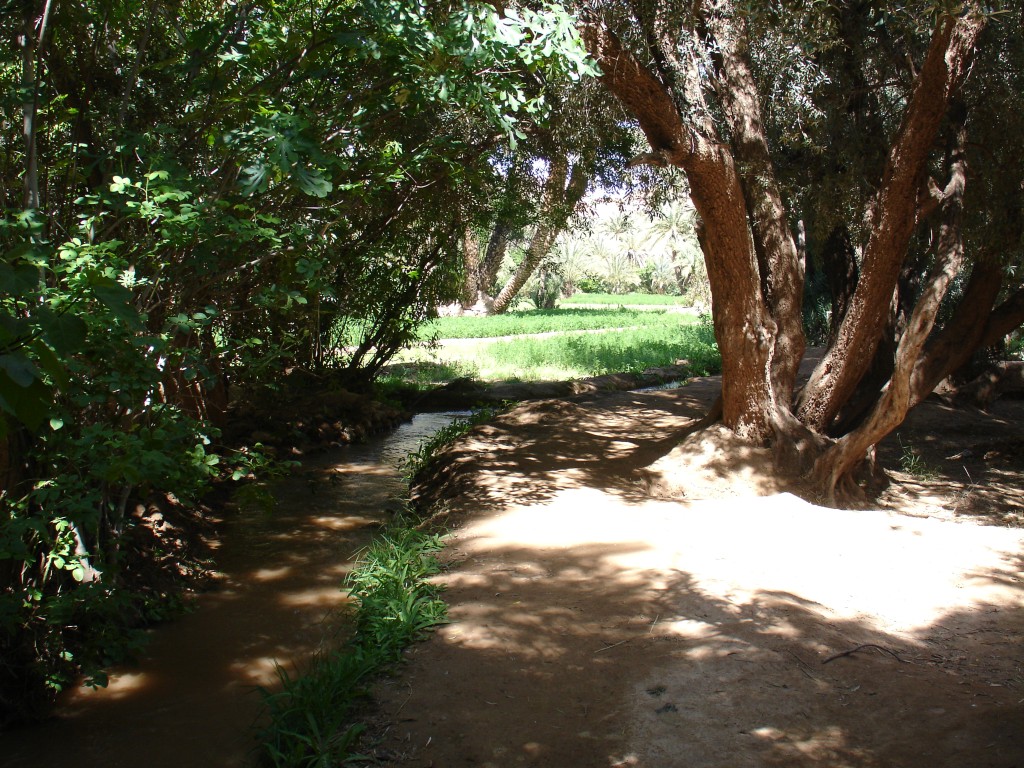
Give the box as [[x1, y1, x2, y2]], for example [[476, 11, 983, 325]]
[[3, 412, 462, 768]]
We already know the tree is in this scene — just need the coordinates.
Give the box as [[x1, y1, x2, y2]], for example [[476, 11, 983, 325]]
[[0, 0, 598, 721], [458, 58, 641, 314], [491, 153, 590, 312], [580, 1, 1024, 499]]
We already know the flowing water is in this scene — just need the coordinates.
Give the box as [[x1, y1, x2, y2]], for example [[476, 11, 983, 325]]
[[3, 412, 463, 768]]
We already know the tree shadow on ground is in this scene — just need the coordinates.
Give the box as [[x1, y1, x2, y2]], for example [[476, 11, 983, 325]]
[[877, 396, 1024, 524], [413, 387, 726, 515], [372, 534, 1024, 768]]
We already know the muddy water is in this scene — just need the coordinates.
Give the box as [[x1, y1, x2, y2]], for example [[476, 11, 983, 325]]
[[3, 412, 462, 768]]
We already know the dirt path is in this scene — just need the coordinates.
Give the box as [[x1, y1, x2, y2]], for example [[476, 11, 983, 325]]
[[368, 376, 1024, 767]]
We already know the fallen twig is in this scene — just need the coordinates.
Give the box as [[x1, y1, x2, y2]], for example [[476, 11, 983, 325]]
[[595, 638, 631, 654], [822, 643, 908, 665]]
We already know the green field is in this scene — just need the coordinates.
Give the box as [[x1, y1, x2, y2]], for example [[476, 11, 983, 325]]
[[388, 310, 719, 386], [422, 307, 698, 340], [560, 292, 695, 307]]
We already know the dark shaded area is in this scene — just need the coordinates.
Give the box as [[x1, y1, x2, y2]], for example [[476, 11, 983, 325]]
[[407, 364, 694, 411], [411, 387, 710, 514], [3, 414, 459, 768]]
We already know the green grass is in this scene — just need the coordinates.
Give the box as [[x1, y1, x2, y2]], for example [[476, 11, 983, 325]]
[[397, 320, 719, 383], [255, 522, 448, 767], [255, 411, 504, 767], [898, 438, 940, 480], [401, 407, 503, 481], [422, 307, 697, 341], [560, 292, 694, 306]]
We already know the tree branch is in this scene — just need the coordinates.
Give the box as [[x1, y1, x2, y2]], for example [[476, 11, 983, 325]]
[[798, 10, 987, 432]]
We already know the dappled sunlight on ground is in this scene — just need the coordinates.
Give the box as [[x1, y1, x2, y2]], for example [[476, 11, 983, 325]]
[[373, 382, 1024, 768], [461, 487, 1022, 634]]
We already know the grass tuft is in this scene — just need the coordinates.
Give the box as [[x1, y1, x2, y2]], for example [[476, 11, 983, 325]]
[[400, 407, 502, 481], [255, 411, 499, 767], [255, 520, 448, 767]]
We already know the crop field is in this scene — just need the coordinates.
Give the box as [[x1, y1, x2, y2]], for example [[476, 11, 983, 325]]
[[385, 308, 719, 387], [559, 292, 695, 307], [421, 307, 698, 340]]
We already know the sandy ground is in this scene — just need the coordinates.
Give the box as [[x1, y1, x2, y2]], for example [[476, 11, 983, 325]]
[[368, 373, 1024, 767]]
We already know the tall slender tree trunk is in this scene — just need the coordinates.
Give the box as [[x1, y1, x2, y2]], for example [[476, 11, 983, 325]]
[[480, 223, 510, 295], [491, 156, 587, 315], [821, 225, 859, 346], [461, 225, 481, 308], [20, 0, 53, 212]]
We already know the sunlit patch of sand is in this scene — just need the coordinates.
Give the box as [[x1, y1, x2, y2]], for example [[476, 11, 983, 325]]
[[251, 566, 292, 581], [463, 487, 1023, 635], [309, 514, 380, 530], [69, 672, 152, 703]]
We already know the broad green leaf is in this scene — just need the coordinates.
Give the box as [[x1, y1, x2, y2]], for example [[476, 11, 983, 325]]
[[90, 279, 139, 325], [0, 370, 51, 431], [0, 353, 38, 388], [36, 309, 88, 355], [0, 261, 40, 296], [30, 340, 70, 389]]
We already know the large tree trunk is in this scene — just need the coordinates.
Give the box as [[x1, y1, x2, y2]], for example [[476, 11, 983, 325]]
[[910, 263, 1024, 405], [812, 120, 970, 500], [796, 13, 986, 432], [707, 8, 806, 408], [583, 3, 992, 497], [582, 17, 781, 441]]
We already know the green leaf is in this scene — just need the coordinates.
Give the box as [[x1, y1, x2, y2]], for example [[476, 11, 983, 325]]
[[293, 166, 333, 198], [0, 369, 52, 431], [90, 279, 138, 324], [0, 314, 29, 345], [0, 353, 38, 387], [0, 261, 40, 297], [37, 309, 88, 355], [30, 340, 70, 389]]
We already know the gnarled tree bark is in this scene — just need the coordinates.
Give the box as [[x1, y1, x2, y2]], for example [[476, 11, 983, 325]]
[[582, 1, 993, 498], [796, 13, 987, 431]]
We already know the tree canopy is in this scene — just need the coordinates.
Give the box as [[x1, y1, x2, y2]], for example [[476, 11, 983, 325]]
[[0, 0, 597, 721]]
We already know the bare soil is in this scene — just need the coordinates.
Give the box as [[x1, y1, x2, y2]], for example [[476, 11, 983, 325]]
[[368, 370, 1024, 767]]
